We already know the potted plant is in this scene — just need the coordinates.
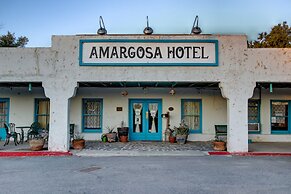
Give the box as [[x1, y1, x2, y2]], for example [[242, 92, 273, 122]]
[[72, 133, 85, 150], [106, 126, 117, 143], [167, 128, 176, 143], [101, 133, 107, 142], [117, 121, 129, 142], [29, 135, 45, 151], [213, 136, 226, 151], [175, 120, 189, 144]]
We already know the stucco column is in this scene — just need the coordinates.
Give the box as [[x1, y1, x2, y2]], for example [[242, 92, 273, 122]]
[[219, 81, 256, 153], [43, 80, 77, 152]]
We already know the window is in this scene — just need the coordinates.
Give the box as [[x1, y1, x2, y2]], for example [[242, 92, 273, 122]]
[[271, 101, 289, 133], [0, 98, 9, 129], [82, 99, 102, 132], [248, 100, 260, 133], [181, 99, 202, 133], [35, 99, 50, 130]]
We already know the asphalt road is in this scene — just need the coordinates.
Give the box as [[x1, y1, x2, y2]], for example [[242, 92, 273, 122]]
[[1, 155, 291, 194]]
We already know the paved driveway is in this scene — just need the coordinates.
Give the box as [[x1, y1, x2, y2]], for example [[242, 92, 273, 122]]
[[1, 155, 291, 194]]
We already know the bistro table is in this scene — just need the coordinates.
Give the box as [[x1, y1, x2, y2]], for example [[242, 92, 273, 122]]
[[16, 126, 31, 144]]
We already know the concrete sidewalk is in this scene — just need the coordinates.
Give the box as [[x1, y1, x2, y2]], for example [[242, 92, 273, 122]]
[[2, 140, 291, 157], [249, 142, 291, 153], [72, 141, 212, 157]]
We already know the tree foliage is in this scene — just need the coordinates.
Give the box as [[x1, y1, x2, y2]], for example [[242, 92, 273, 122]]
[[248, 21, 291, 48], [0, 31, 29, 47]]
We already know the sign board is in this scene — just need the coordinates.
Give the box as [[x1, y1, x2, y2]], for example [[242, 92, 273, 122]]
[[79, 39, 218, 66]]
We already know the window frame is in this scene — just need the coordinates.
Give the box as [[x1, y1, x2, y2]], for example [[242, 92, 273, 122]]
[[181, 99, 202, 134], [0, 98, 10, 129], [270, 100, 290, 134], [82, 98, 103, 133], [248, 99, 261, 134], [34, 98, 50, 130]]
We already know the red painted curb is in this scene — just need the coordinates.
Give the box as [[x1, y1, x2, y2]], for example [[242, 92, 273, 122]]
[[232, 152, 291, 156], [208, 151, 291, 156], [208, 151, 231, 155], [0, 151, 72, 157]]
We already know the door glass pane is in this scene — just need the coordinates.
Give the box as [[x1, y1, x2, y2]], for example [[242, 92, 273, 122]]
[[37, 116, 50, 129], [182, 101, 200, 130], [148, 103, 158, 133], [0, 101, 8, 128], [133, 103, 143, 133], [36, 99, 50, 129], [271, 101, 288, 131]]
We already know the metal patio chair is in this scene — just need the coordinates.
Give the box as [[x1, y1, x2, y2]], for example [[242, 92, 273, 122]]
[[27, 122, 43, 141], [70, 124, 75, 141], [4, 123, 21, 146]]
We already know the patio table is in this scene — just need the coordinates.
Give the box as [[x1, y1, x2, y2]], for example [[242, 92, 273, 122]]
[[16, 126, 31, 144]]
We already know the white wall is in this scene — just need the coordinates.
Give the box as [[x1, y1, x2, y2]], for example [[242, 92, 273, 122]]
[[0, 34, 290, 151], [70, 87, 226, 141], [0, 87, 46, 128], [249, 88, 291, 142]]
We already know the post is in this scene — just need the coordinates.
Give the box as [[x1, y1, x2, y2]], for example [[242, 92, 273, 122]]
[[219, 81, 256, 153], [43, 80, 77, 152]]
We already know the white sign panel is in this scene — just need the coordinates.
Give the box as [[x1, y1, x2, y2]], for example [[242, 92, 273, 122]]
[[79, 39, 218, 66]]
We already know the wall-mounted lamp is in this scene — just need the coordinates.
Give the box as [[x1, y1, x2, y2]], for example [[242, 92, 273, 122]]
[[191, 15, 202, 34], [169, 88, 175, 95], [143, 16, 153, 35], [142, 86, 148, 94], [97, 16, 107, 35], [28, 83, 32, 92], [121, 90, 128, 96]]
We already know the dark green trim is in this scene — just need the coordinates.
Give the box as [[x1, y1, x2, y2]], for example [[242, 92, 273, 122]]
[[270, 100, 290, 134], [79, 39, 219, 66], [181, 99, 202, 134], [82, 98, 103, 133]]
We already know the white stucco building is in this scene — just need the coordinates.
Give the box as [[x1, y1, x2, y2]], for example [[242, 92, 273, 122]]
[[0, 34, 290, 152]]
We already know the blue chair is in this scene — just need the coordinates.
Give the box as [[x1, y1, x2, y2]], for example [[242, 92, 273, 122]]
[[4, 123, 21, 146]]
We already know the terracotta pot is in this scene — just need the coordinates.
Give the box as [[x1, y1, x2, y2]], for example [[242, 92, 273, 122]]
[[213, 141, 226, 151], [29, 139, 45, 151], [72, 139, 85, 150], [169, 136, 176, 143], [119, 135, 128, 142]]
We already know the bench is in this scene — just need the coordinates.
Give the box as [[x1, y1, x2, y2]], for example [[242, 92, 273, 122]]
[[215, 125, 227, 138]]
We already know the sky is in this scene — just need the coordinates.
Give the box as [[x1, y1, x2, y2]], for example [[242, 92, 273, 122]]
[[0, 0, 290, 47]]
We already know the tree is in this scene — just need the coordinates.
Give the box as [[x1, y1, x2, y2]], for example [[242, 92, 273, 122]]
[[0, 31, 29, 47], [248, 21, 291, 48]]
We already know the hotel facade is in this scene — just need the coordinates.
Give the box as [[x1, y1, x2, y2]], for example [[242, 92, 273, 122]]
[[0, 34, 290, 152]]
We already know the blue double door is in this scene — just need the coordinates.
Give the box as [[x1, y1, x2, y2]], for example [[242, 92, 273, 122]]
[[129, 99, 162, 141], [0, 98, 9, 140]]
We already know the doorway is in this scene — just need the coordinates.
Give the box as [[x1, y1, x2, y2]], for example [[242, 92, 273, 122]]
[[129, 99, 162, 141], [0, 98, 9, 139]]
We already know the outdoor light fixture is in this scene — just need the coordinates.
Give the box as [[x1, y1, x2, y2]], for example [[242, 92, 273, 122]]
[[142, 86, 148, 94], [143, 16, 153, 35], [28, 83, 32, 92], [121, 90, 128, 96], [97, 16, 107, 35], [191, 15, 202, 34], [169, 88, 176, 95]]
